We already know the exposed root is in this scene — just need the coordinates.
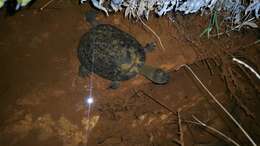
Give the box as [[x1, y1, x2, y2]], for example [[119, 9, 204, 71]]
[[133, 89, 175, 114], [186, 116, 240, 146], [172, 109, 185, 146], [181, 64, 257, 146], [204, 59, 214, 75], [232, 57, 260, 80], [220, 56, 257, 119], [177, 109, 185, 146], [232, 95, 255, 119]]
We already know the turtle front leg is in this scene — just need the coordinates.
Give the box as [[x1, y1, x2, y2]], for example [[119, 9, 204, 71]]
[[108, 81, 120, 89], [79, 65, 90, 77], [143, 42, 156, 53]]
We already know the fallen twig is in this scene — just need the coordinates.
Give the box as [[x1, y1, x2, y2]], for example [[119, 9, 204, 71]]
[[40, 0, 55, 11], [186, 116, 240, 146], [177, 109, 185, 146], [181, 64, 257, 146]]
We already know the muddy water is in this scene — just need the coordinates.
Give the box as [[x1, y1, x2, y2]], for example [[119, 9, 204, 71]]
[[0, 1, 259, 146]]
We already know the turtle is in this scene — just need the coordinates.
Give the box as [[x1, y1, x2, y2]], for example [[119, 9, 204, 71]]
[[77, 10, 170, 89]]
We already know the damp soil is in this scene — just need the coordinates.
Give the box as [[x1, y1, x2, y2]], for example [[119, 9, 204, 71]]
[[0, 1, 259, 146]]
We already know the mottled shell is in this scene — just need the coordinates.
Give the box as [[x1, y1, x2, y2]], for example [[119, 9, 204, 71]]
[[78, 24, 145, 81]]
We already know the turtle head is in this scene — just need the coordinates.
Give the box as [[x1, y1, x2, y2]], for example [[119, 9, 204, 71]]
[[150, 68, 170, 84], [139, 65, 170, 84]]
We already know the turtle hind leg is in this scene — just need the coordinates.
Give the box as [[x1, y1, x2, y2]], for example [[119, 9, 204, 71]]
[[79, 65, 90, 77], [108, 81, 120, 89]]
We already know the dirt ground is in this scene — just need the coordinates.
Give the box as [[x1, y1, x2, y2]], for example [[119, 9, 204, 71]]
[[0, 1, 259, 146]]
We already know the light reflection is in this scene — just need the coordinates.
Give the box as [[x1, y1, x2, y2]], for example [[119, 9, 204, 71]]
[[85, 96, 94, 106]]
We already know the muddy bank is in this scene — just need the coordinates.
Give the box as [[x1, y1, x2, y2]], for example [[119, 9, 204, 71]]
[[0, 0, 259, 146]]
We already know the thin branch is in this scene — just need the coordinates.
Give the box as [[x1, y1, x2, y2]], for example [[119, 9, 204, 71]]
[[134, 90, 175, 114], [188, 116, 240, 146], [232, 57, 260, 80], [177, 109, 185, 146], [40, 0, 55, 11], [181, 64, 257, 146]]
